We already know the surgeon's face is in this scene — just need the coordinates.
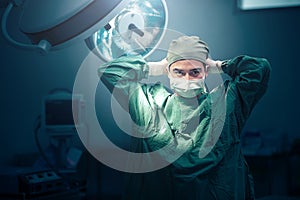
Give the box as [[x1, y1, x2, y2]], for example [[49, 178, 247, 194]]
[[169, 59, 208, 80]]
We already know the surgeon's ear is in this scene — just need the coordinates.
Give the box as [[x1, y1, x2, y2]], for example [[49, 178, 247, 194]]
[[165, 63, 172, 75], [165, 66, 169, 74], [204, 64, 209, 70], [205, 65, 209, 77]]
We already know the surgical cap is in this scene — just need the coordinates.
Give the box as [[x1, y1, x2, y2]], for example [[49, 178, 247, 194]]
[[167, 36, 209, 67]]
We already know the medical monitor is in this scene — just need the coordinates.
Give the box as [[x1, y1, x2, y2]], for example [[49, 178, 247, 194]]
[[41, 92, 83, 134]]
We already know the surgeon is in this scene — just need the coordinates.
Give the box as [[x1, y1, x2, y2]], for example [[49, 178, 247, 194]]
[[98, 35, 271, 200]]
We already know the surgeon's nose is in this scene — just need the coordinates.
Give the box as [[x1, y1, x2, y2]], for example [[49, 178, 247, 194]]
[[184, 73, 193, 80]]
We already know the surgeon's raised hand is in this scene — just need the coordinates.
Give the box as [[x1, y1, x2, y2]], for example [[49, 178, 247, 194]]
[[206, 58, 223, 73], [206, 58, 222, 68], [148, 58, 168, 76]]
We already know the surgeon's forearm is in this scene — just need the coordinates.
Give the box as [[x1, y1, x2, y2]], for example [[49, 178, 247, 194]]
[[221, 55, 271, 117], [98, 55, 149, 110], [98, 55, 149, 86], [221, 55, 271, 85]]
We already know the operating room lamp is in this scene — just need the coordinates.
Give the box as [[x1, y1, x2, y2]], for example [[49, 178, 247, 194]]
[[1, 0, 168, 60]]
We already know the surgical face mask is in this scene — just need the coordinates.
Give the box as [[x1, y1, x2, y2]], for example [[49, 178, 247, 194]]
[[168, 75, 206, 98]]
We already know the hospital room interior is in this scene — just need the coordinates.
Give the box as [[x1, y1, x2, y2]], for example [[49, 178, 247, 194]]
[[0, 0, 300, 199]]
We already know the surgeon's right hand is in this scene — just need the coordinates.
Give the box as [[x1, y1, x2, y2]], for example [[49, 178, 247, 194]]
[[148, 58, 168, 76]]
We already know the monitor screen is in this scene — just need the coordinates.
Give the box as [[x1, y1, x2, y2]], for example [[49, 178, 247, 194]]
[[42, 93, 83, 133], [45, 99, 75, 125]]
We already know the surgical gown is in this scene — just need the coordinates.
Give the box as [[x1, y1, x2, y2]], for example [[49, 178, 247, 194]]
[[98, 55, 271, 200]]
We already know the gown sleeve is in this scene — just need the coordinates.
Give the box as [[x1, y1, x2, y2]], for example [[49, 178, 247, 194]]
[[98, 55, 149, 112], [221, 55, 271, 122]]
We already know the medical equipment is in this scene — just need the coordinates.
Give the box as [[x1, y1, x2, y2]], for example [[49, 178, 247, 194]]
[[41, 89, 84, 134], [37, 89, 85, 171], [1, 0, 168, 58], [85, 0, 168, 61]]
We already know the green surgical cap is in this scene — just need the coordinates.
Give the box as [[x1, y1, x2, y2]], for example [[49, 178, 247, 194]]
[[167, 36, 209, 67]]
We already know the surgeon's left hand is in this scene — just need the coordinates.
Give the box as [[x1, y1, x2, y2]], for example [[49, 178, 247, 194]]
[[206, 58, 223, 73], [206, 58, 222, 68]]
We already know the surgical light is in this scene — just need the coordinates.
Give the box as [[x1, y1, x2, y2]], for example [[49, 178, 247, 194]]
[[85, 0, 168, 61], [1, 0, 168, 58]]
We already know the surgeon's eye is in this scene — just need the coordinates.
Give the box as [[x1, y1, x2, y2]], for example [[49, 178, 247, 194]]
[[189, 69, 202, 77], [173, 69, 185, 77]]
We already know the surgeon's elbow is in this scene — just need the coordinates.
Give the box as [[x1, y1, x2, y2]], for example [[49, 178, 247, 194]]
[[260, 58, 272, 84]]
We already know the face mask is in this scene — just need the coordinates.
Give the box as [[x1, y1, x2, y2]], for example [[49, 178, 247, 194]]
[[168, 75, 206, 98]]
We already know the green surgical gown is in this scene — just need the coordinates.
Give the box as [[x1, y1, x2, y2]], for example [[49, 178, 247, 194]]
[[98, 55, 271, 200]]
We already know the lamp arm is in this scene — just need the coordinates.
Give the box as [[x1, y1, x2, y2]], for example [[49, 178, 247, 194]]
[[1, 1, 51, 54]]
